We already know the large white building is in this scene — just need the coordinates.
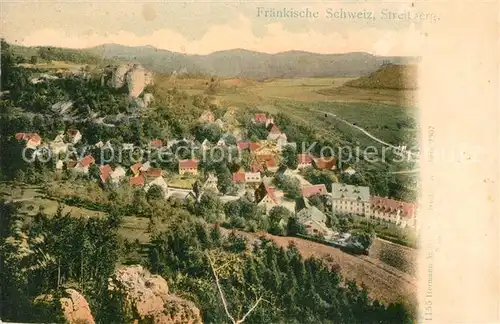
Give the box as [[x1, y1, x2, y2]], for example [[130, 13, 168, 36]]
[[370, 196, 417, 228], [331, 183, 371, 216]]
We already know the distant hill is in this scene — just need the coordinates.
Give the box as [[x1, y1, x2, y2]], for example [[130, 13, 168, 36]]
[[344, 64, 418, 90], [9, 43, 419, 79], [10, 44, 109, 66], [85, 44, 419, 78]]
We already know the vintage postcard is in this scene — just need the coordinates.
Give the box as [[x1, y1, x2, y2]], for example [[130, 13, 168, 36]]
[[0, 0, 497, 323]]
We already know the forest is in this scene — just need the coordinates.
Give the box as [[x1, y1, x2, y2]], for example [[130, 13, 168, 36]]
[[0, 200, 413, 323]]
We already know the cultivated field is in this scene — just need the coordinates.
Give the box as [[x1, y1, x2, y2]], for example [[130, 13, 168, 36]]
[[156, 75, 418, 150], [157, 75, 417, 108], [369, 238, 418, 276]]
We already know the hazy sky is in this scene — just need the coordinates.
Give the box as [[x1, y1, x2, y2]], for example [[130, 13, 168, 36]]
[[1, 1, 442, 56]]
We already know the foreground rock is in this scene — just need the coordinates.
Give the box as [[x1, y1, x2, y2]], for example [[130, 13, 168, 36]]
[[108, 265, 202, 324], [60, 289, 96, 324], [33, 289, 95, 324]]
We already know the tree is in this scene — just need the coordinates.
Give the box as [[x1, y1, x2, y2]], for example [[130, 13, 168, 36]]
[[14, 169, 25, 183], [268, 206, 292, 235], [245, 123, 268, 140], [206, 252, 263, 324], [88, 164, 100, 181], [352, 230, 375, 250], [146, 216, 414, 324], [197, 191, 223, 222], [274, 174, 301, 199], [302, 167, 337, 191], [223, 134, 237, 146], [146, 184, 164, 201], [338, 217, 350, 233], [133, 190, 149, 214], [29, 55, 38, 64], [194, 124, 222, 143], [217, 164, 236, 195], [1, 39, 29, 92], [224, 200, 241, 218], [237, 150, 252, 172], [282, 145, 298, 170], [308, 194, 326, 212], [286, 217, 306, 236]]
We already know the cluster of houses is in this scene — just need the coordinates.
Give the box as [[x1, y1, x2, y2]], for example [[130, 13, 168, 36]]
[[198, 106, 243, 139], [15, 132, 42, 150], [13, 129, 201, 198], [13, 109, 417, 240]]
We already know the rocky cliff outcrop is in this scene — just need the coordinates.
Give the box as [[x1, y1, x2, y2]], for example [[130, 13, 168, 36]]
[[33, 289, 95, 324], [108, 64, 154, 98], [60, 289, 96, 324], [107, 265, 202, 324]]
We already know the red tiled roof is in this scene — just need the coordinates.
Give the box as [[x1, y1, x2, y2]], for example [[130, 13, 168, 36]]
[[146, 168, 163, 178], [371, 196, 415, 218], [27, 133, 41, 144], [179, 159, 198, 169], [301, 184, 327, 198], [99, 164, 113, 182], [78, 155, 95, 167], [130, 163, 142, 174], [232, 172, 246, 183], [249, 142, 261, 152], [17, 133, 41, 144], [314, 157, 336, 170], [151, 139, 163, 148], [250, 163, 264, 173], [237, 141, 251, 150], [256, 154, 273, 162], [265, 158, 277, 168], [298, 154, 313, 164], [255, 113, 267, 122], [129, 174, 145, 187], [264, 184, 277, 203]]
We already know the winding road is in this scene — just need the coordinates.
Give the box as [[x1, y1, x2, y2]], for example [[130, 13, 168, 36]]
[[312, 108, 419, 159]]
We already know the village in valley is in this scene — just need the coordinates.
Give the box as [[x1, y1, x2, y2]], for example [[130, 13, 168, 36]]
[[11, 63, 418, 252], [0, 35, 419, 323]]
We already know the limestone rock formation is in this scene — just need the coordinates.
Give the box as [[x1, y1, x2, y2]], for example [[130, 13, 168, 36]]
[[33, 289, 95, 324], [110, 64, 131, 89], [126, 65, 146, 98], [107, 265, 202, 324], [108, 64, 154, 98], [59, 289, 96, 324], [143, 93, 155, 107], [145, 70, 155, 87]]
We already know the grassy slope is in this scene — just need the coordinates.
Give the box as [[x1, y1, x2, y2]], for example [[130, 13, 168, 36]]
[[344, 64, 418, 90], [312, 101, 419, 148], [221, 228, 417, 307]]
